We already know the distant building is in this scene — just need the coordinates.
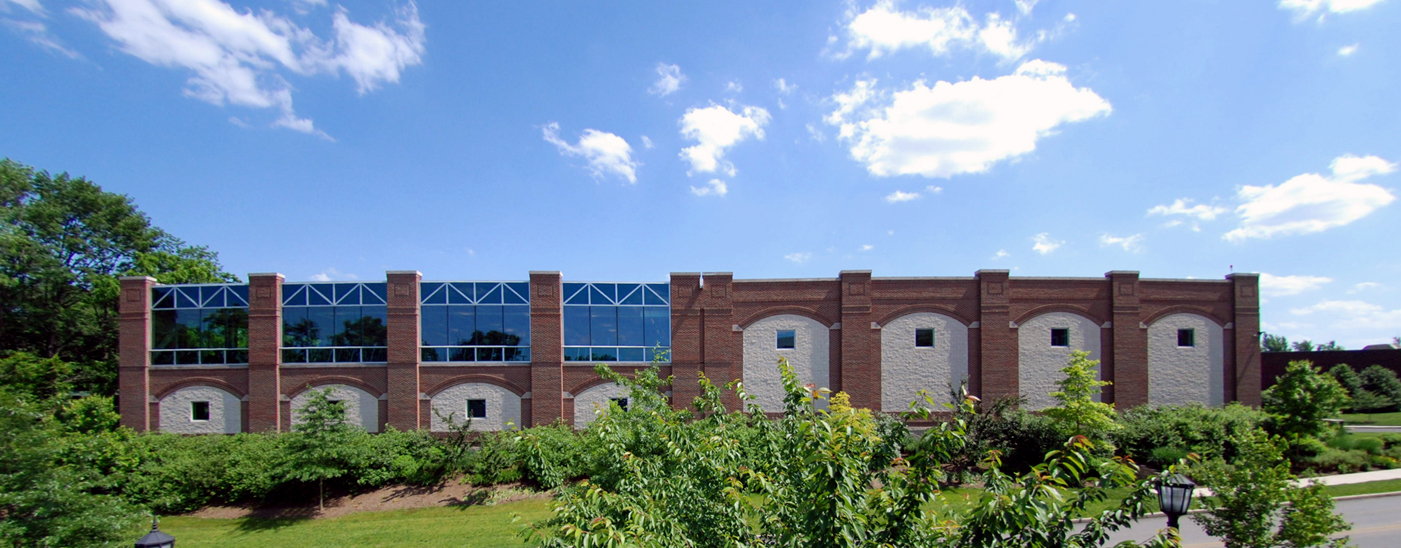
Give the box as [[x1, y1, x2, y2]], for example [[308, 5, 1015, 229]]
[[117, 270, 1262, 433]]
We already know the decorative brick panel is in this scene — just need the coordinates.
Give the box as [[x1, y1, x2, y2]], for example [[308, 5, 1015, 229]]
[[839, 271, 877, 409], [977, 270, 1016, 401], [529, 271, 563, 426], [670, 273, 703, 410], [247, 273, 283, 432], [118, 276, 155, 431], [1108, 271, 1146, 408], [386, 271, 422, 430], [1229, 273, 1262, 406]]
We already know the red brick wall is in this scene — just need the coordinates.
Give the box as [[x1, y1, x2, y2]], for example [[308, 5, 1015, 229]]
[[118, 276, 155, 431], [386, 271, 422, 430], [247, 273, 283, 432], [529, 272, 562, 426]]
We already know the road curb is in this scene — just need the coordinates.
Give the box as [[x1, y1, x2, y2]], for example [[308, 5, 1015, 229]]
[[1333, 490, 1401, 502], [1070, 490, 1401, 524]]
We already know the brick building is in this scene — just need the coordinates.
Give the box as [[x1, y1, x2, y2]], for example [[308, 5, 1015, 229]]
[[117, 270, 1262, 434]]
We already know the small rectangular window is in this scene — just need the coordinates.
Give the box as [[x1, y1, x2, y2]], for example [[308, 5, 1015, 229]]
[[776, 330, 796, 349], [1178, 329, 1196, 347], [611, 397, 629, 411], [1050, 328, 1070, 347], [915, 328, 935, 348], [467, 399, 487, 419], [191, 401, 210, 422]]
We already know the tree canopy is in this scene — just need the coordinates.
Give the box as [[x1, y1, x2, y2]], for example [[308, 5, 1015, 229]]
[[0, 158, 235, 394]]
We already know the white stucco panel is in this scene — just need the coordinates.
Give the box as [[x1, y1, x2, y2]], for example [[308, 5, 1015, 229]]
[[1018, 312, 1102, 411], [159, 385, 242, 434], [430, 383, 521, 432], [291, 384, 380, 432], [880, 312, 969, 412], [573, 382, 631, 428], [742, 314, 830, 413], [1148, 313, 1225, 407]]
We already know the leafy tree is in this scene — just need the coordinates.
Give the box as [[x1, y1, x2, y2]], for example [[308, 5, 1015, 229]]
[[1263, 361, 1350, 439], [1359, 365, 1401, 410], [0, 351, 74, 404], [1192, 430, 1351, 548], [0, 159, 235, 394], [282, 387, 367, 510], [1292, 340, 1316, 352], [0, 391, 142, 547], [1262, 333, 1290, 353], [1316, 341, 1344, 351], [1043, 350, 1118, 447]]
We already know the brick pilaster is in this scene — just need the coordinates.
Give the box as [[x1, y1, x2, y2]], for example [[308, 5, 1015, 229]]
[[529, 271, 563, 426], [1228, 273, 1262, 406], [118, 276, 156, 431], [1107, 271, 1146, 408], [976, 270, 1015, 402], [247, 273, 283, 432], [700, 273, 737, 410], [839, 271, 876, 409], [386, 271, 422, 430], [670, 273, 704, 410]]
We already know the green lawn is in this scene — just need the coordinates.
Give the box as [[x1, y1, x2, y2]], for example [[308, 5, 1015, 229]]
[[1339, 412, 1401, 426], [1322, 478, 1401, 498]]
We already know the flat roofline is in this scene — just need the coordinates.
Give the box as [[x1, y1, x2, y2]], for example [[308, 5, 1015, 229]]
[[734, 278, 839, 283], [1140, 278, 1231, 283], [875, 276, 977, 282]]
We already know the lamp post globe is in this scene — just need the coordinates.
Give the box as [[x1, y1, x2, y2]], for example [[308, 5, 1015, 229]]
[[134, 518, 175, 548], [1156, 474, 1195, 530]]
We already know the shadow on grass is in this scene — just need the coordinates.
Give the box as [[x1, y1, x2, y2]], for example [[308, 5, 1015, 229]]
[[232, 511, 314, 533]]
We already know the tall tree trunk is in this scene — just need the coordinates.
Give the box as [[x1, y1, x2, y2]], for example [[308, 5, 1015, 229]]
[[319, 479, 324, 512]]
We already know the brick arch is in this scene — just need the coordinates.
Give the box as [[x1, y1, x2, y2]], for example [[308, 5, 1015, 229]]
[[424, 375, 527, 398], [154, 378, 246, 400], [1144, 305, 1228, 328], [875, 306, 975, 328], [736, 307, 836, 329], [286, 376, 385, 399], [1013, 305, 1105, 327]]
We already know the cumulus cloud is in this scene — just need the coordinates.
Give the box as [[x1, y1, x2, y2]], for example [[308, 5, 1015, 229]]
[[678, 103, 770, 176], [1225, 154, 1395, 241], [650, 63, 685, 96], [1260, 273, 1333, 297], [1290, 299, 1401, 332], [71, 0, 425, 138], [1099, 233, 1144, 252], [1350, 282, 1381, 293], [1280, 0, 1387, 20], [773, 78, 797, 94], [309, 267, 358, 281], [542, 122, 640, 183], [1031, 233, 1062, 255], [884, 190, 920, 203], [841, 0, 1034, 61], [640, 135, 654, 149], [724, 80, 743, 93], [690, 179, 728, 197], [784, 252, 812, 263], [1148, 199, 1230, 221], [825, 60, 1110, 178]]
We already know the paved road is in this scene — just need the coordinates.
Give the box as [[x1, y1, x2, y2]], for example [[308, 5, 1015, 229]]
[[1101, 495, 1401, 547]]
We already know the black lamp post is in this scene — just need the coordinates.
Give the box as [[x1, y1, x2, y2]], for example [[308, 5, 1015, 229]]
[[134, 517, 175, 548], [1156, 474, 1195, 530]]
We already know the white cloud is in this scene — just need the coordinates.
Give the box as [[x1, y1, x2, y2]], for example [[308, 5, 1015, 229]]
[[640, 135, 654, 149], [842, 0, 1034, 61], [806, 123, 826, 142], [542, 122, 640, 183], [1225, 154, 1395, 241], [1031, 232, 1062, 255], [690, 179, 728, 197], [724, 80, 743, 93], [860, 244, 874, 251], [678, 103, 770, 176], [992, 249, 1009, 260], [228, 115, 249, 127], [784, 252, 812, 263], [649, 63, 684, 96], [3, 18, 80, 58], [3, 0, 43, 14], [773, 78, 797, 94], [1290, 299, 1401, 331], [1280, 0, 1386, 20], [1099, 233, 1144, 252], [883, 190, 920, 203], [290, 0, 327, 15], [1338, 43, 1359, 56], [1350, 282, 1381, 293], [72, 0, 425, 138], [309, 267, 357, 281], [1260, 273, 1333, 297], [825, 60, 1110, 178], [926, 185, 943, 194], [1147, 198, 1230, 221], [1015, 0, 1039, 16]]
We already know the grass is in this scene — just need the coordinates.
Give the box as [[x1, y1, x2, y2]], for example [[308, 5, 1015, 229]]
[[1322, 478, 1401, 498], [1339, 411, 1401, 426], [159, 498, 554, 548]]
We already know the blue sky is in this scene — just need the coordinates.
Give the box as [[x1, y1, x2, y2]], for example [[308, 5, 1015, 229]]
[[2, 0, 1399, 347]]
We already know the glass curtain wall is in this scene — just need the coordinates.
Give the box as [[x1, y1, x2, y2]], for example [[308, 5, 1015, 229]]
[[151, 284, 250, 365], [562, 282, 670, 362], [281, 283, 388, 363], [419, 282, 531, 362]]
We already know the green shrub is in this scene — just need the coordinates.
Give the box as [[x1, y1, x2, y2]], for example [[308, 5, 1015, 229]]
[[1354, 437, 1385, 454], [1113, 403, 1266, 468], [1361, 365, 1401, 410], [1307, 448, 1370, 474]]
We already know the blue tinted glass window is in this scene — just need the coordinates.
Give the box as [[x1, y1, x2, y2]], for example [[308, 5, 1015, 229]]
[[450, 347, 475, 362], [175, 309, 202, 348], [617, 307, 644, 346], [590, 285, 612, 305], [152, 287, 174, 308], [306, 307, 334, 346], [152, 310, 178, 349], [644, 307, 670, 347], [564, 307, 590, 345], [421, 305, 448, 346], [175, 289, 199, 309], [447, 283, 472, 304], [504, 306, 530, 346], [283, 307, 310, 346], [283, 284, 306, 306], [421, 282, 446, 304], [777, 330, 796, 349], [591, 347, 618, 361], [590, 306, 617, 345], [331, 306, 360, 346], [448, 305, 475, 345], [619, 347, 645, 362], [619, 284, 643, 304], [504, 283, 529, 304], [308, 284, 333, 305], [478, 284, 503, 304], [363, 283, 386, 304], [475, 305, 504, 345], [563, 283, 587, 304], [359, 306, 388, 346]]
